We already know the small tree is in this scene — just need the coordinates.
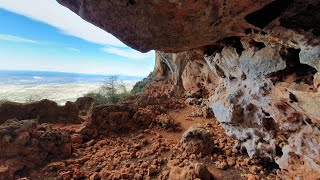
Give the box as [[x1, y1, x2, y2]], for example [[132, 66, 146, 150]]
[[85, 75, 131, 104], [0, 99, 8, 107], [25, 94, 42, 103], [99, 75, 127, 103]]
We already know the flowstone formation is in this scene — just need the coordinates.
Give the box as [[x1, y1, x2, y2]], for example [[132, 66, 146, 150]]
[[57, 0, 320, 178]]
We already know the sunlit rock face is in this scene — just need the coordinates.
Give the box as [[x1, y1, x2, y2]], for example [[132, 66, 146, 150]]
[[154, 51, 219, 97], [58, 0, 320, 178]]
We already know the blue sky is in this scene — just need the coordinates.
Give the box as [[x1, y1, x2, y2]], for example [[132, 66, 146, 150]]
[[0, 1, 155, 76]]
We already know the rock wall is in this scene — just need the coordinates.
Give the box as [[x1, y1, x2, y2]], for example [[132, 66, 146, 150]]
[[140, 39, 320, 178], [57, 0, 320, 178], [153, 35, 320, 176], [154, 51, 219, 97], [204, 37, 320, 178]]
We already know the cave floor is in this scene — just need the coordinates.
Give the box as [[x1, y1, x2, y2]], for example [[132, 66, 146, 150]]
[[24, 105, 278, 180]]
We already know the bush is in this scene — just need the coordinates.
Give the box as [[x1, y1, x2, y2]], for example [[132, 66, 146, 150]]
[[25, 94, 42, 103], [84, 75, 131, 104], [131, 72, 153, 94], [83, 92, 110, 105], [0, 99, 8, 107]]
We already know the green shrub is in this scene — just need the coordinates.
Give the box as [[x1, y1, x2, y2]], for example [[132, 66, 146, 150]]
[[25, 94, 42, 103], [131, 72, 153, 94], [0, 99, 8, 107], [83, 92, 110, 105], [84, 75, 131, 105]]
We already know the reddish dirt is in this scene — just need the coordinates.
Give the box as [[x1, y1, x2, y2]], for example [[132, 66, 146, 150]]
[[18, 104, 277, 180], [0, 81, 280, 180]]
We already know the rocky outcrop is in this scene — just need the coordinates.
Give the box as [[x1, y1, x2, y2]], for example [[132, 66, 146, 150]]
[[89, 93, 184, 133], [203, 37, 320, 178], [0, 119, 72, 179], [57, 0, 320, 178], [57, 0, 320, 52], [0, 99, 82, 124], [154, 41, 319, 178], [91, 104, 138, 132]]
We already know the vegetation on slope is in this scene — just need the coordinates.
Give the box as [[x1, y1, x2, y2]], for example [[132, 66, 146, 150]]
[[0, 99, 8, 107], [84, 75, 131, 104], [131, 72, 153, 94]]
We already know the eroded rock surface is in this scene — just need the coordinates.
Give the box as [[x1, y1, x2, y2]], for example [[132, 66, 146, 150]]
[[0, 119, 71, 179], [57, 0, 275, 52], [154, 51, 219, 97], [144, 29, 320, 179], [180, 125, 214, 155], [203, 37, 320, 178]]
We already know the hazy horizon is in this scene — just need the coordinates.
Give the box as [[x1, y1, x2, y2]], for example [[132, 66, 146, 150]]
[[0, 69, 147, 78], [0, 70, 143, 104]]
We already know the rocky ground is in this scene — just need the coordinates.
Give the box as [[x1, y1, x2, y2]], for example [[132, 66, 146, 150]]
[[0, 81, 282, 180]]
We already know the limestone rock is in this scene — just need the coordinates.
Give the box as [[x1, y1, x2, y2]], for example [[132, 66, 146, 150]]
[[314, 72, 320, 92], [57, 0, 320, 53], [204, 39, 320, 177], [155, 51, 219, 97], [180, 125, 214, 155], [276, 125, 320, 179]]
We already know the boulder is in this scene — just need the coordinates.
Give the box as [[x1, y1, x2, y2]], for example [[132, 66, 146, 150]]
[[180, 125, 214, 155]]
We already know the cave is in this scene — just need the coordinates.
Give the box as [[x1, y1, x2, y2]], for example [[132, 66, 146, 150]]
[[0, 0, 319, 179]]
